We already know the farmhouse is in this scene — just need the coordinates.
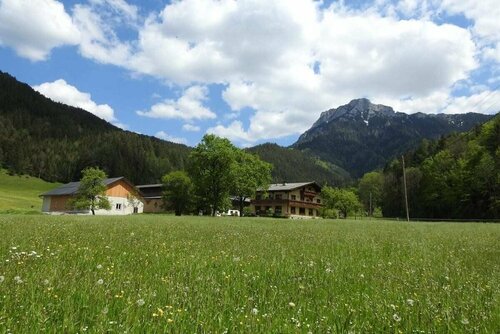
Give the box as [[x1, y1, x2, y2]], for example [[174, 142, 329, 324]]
[[250, 182, 323, 218], [41, 177, 144, 215], [136, 183, 164, 213]]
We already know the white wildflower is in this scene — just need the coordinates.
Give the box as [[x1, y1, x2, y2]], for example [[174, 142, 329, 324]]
[[289, 302, 296, 307], [96, 264, 103, 270], [360, 274, 365, 278], [406, 299, 414, 306], [251, 308, 258, 315], [14, 276, 23, 284], [43, 279, 49, 285], [136, 299, 145, 306], [393, 313, 401, 322], [102, 307, 109, 315], [461, 318, 469, 325], [97, 279, 104, 285]]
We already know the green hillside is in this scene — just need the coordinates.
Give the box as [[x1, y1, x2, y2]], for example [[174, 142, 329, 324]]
[[0, 169, 59, 213], [247, 143, 351, 186], [381, 114, 499, 219], [0, 71, 190, 184]]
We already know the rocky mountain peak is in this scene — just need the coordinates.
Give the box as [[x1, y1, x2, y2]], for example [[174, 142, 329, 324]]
[[311, 98, 395, 129]]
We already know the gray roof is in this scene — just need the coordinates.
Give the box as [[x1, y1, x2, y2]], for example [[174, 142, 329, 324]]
[[136, 184, 163, 188], [259, 182, 319, 192], [41, 177, 125, 196]]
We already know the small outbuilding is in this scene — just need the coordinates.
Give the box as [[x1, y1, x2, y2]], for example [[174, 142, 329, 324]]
[[41, 177, 144, 215], [135, 183, 164, 213]]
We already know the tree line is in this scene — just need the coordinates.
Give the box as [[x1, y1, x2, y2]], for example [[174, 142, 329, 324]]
[[357, 115, 499, 219]]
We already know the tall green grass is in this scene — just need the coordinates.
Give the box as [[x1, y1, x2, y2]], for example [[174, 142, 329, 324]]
[[0, 170, 59, 214], [0, 215, 498, 332]]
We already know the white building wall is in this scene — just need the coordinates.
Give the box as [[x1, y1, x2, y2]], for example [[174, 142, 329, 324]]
[[94, 196, 144, 215], [44, 196, 144, 215]]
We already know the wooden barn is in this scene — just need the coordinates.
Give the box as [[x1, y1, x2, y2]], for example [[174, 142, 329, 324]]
[[41, 177, 144, 215], [136, 183, 164, 213]]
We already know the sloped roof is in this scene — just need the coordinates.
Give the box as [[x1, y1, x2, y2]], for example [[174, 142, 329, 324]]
[[136, 184, 163, 189], [41, 177, 126, 196], [259, 181, 321, 192]]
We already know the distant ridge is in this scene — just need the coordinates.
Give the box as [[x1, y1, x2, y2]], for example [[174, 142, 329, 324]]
[[293, 98, 495, 177]]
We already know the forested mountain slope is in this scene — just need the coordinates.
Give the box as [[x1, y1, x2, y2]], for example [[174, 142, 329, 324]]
[[247, 143, 351, 186], [381, 114, 499, 219], [0, 71, 190, 184]]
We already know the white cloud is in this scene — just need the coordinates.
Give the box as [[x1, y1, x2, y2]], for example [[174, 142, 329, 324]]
[[207, 121, 253, 143], [89, 0, 139, 21], [137, 85, 216, 121], [154, 131, 188, 145], [0, 0, 79, 61], [72, 3, 133, 66], [441, 0, 500, 42], [192, 1, 477, 141], [442, 90, 500, 114], [1, 0, 490, 143], [33, 79, 117, 122], [441, 0, 500, 65], [182, 124, 201, 132]]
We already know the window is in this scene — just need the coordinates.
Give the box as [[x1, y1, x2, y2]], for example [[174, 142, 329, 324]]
[[299, 207, 305, 215], [133, 207, 138, 214], [115, 203, 122, 210], [291, 207, 296, 214], [256, 194, 262, 200], [317, 199, 321, 204], [275, 194, 282, 200], [309, 209, 313, 216], [275, 206, 282, 214], [291, 195, 296, 200]]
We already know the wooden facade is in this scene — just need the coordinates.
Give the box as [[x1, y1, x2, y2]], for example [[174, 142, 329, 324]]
[[41, 178, 144, 215], [136, 184, 164, 213], [250, 182, 323, 218]]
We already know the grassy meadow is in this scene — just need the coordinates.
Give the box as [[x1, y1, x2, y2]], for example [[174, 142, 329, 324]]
[[0, 215, 498, 333], [0, 170, 59, 214]]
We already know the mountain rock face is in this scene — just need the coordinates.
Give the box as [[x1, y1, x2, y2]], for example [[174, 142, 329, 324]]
[[293, 98, 495, 177]]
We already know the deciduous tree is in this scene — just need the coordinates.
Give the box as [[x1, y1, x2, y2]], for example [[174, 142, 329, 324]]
[[232, 151, 272, 216], [162, 171, 193, 216], [188, 134, 238, 216], [358, 171, 383, 216], [322, 186, 362, 219], [70, 167, 111, 215]]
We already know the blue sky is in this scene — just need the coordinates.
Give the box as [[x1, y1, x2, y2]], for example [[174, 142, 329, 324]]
[[0, 0, 498, 147]]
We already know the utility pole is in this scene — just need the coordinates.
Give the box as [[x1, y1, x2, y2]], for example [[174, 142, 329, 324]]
[[369, 191, 372, 217], [402, 155, 410, 222]]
